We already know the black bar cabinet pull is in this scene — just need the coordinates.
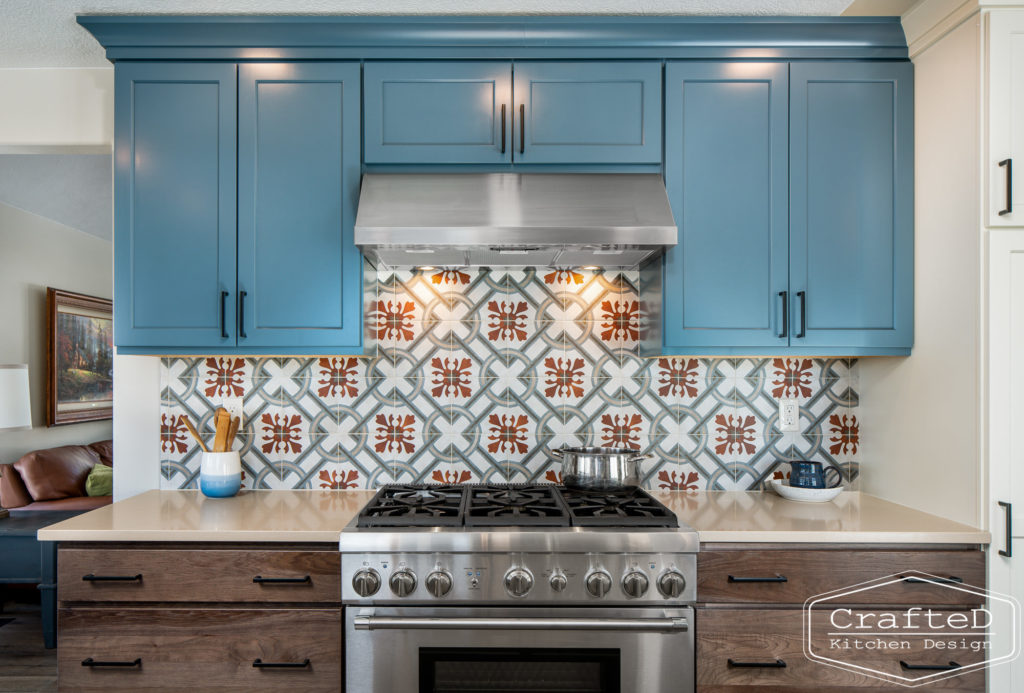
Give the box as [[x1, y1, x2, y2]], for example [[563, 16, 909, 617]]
[[999, 501, 1013, 557], [778, 291, 788, 338], [1000, 159, 1013, 216], [82, 573, 142, 582], [500, 104, 506, 154], [901, 575, 963, 585], [238, 290, 247, 339], [519, 104, 525, 154], [253, 658, 311, 669], [220, 290, 229, 339], [728, 574, 787, 583], [253, 575, 312, 584], [796, 291, 807, 338], [728, 659, 786, 669], [900, 660, 961, 672], [82, 657, 142, 668]]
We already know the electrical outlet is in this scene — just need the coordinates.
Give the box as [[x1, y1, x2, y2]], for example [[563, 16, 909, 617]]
[[220, 397, 244, 429], [778, 398, 800, 432]]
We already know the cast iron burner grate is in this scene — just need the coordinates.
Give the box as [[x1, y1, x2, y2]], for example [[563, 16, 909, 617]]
[[561, 487, 679, 528], [357, 485, 467, 527], [464, 484, 570, 527]]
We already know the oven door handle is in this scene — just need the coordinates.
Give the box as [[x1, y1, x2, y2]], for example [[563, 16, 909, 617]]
[[353, 615, 688, 632]]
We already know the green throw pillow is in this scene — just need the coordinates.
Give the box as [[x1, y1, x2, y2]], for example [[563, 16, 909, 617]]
[[85, 463, 113, 497]]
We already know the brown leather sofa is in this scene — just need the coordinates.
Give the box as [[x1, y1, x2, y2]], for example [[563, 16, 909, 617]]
[[0, 440, 113, 512]]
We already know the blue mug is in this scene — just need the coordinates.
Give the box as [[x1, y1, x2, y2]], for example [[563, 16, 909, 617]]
[[787, 461, 842, 489]]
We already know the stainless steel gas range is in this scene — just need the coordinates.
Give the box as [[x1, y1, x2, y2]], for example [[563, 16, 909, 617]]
[[340, 484, 698, 693]]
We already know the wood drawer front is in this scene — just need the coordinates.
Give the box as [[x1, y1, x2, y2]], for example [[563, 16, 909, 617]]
[[697, 608, 985, 690], [698, 550, 984, 605], [58, 607, 341, 692], [59, 549, 340, 603]]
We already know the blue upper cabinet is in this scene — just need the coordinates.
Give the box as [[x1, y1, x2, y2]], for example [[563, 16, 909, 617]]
[[237, 63, 363, 350], [364, 62, 512, 164], [113, 63, 237, 349], [790, 62, 914, 351], [512, 62, 662, 164], [659, 62, 789, 351]]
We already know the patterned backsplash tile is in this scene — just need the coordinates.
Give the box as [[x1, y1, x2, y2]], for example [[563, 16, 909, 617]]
[[159, 268, 859, 492]]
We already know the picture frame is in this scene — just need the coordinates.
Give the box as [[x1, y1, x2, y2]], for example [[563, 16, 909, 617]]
[[46, 288, 113, 426]]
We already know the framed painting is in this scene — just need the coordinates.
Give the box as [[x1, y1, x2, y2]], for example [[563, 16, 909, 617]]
[[46, 288, 113, 426]]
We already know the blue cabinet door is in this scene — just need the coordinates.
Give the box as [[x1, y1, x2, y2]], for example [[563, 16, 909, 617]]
[[113, 63, 237, 348], [789, 62, 914, 350], [659, 62, 789, 351], [513, 62, 662, 164], [364, 62, 512, 164], [237, 63, 363, 350]]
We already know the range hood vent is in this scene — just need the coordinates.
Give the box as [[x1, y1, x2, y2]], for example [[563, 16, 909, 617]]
[[354, 173, 677, 268]]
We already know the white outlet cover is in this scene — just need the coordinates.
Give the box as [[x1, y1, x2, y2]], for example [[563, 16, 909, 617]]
[[220, 397, 244, 427], [778, 398, 800, 432]]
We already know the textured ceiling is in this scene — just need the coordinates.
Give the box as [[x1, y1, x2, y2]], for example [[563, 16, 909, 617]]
[[3, 0, 862, 68]]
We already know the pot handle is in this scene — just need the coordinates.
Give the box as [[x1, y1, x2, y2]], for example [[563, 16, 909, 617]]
[[550, 448, 565, 459], [627, 453, 653, 463]]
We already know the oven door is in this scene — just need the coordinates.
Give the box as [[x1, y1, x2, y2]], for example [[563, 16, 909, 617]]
[[345, 606, 694, 693]]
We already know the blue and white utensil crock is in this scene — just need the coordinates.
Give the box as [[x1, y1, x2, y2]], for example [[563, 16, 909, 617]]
[[199, 451, 241, 498]]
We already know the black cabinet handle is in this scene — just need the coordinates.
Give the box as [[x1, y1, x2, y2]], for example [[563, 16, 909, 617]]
[[796, 291, 807, 338], [728, 574, 787, 583], [500, 104, 506, 154], [220, 290, 229, 339], [253, 658, 311, 669], [900, 660, 961, 671], [999, 159, 1013, 216], [900, 575, 963, 585], [82, 573, 142, 582], [253, 575, 311, 584], [1000, 501, 1013, 557], [238, 290, 247, 339], [82, 657, 141, 668], [778, 290, 788, 338], [728, 659, 786, 668], [519, 104, 525, 155]]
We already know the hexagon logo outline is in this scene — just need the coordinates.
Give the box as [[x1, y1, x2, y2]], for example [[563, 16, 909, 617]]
[[802, 570, 1021, 688]]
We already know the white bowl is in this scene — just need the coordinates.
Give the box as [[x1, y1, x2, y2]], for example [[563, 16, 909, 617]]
[[770, 479, 844, 503]]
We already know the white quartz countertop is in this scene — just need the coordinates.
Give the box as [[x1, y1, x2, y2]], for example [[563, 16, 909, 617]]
[[36, 489, 990, 545]]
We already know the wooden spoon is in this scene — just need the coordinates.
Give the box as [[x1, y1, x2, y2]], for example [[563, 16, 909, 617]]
[[180, 415, 210, 453]]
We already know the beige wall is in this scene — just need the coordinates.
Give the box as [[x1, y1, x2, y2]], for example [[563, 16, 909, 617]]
[[0, 68, 113, 149], [0, 201, 113, 466]]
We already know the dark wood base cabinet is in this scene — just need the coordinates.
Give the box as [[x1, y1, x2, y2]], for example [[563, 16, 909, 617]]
[[56, 544, 342, 693], [695, 545, 987, 693]]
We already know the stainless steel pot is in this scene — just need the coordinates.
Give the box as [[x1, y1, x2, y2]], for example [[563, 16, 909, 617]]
[[551, 447, 652, 490]]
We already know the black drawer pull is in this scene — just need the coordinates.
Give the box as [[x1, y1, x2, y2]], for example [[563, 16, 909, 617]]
[[999, 501, 1013, 558], [728, 574, 788, 583], [900, 660, 961, 671], [82, 573, 142, 582], [901, 575, 963, 585], [999, 158, 1012, 216], [253, 575, 312, 584], [82, 657, 142, 668], [728, 658, 786, 669], [253, 658, 311, 669]]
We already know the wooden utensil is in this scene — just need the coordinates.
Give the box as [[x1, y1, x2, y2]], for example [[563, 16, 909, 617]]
[[213, 407, 230, 452], [180, 415, 210, 453], [226, 416, 240, 450]]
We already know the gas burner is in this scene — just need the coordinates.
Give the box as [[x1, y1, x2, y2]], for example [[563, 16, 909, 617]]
[[357, 485, 466, 527], [561, 487, 679, 528], [465, 484, 569, 526]]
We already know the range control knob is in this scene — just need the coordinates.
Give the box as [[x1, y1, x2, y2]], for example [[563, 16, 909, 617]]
[[549, 571, 568, 593], [504, 568, 534, 597], [622, 571, 649, 598], [586, 570, 613, 598], [352, 568, 381, 597], [389, 568, 417, 597], [425, 570, 453, 598], [657, 570, 687, 599]]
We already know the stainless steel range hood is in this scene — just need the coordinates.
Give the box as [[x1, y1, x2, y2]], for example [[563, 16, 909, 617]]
[[354, 173, 677, 268]]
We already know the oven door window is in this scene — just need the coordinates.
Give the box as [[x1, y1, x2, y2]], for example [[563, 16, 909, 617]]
[[420, 648, 620, 693]]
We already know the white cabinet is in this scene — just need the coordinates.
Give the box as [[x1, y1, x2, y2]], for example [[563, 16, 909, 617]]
[[987, 11, 1024, 225]]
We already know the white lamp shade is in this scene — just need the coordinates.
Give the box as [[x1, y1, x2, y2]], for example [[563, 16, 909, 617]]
[[0, 364, 32, 430]]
